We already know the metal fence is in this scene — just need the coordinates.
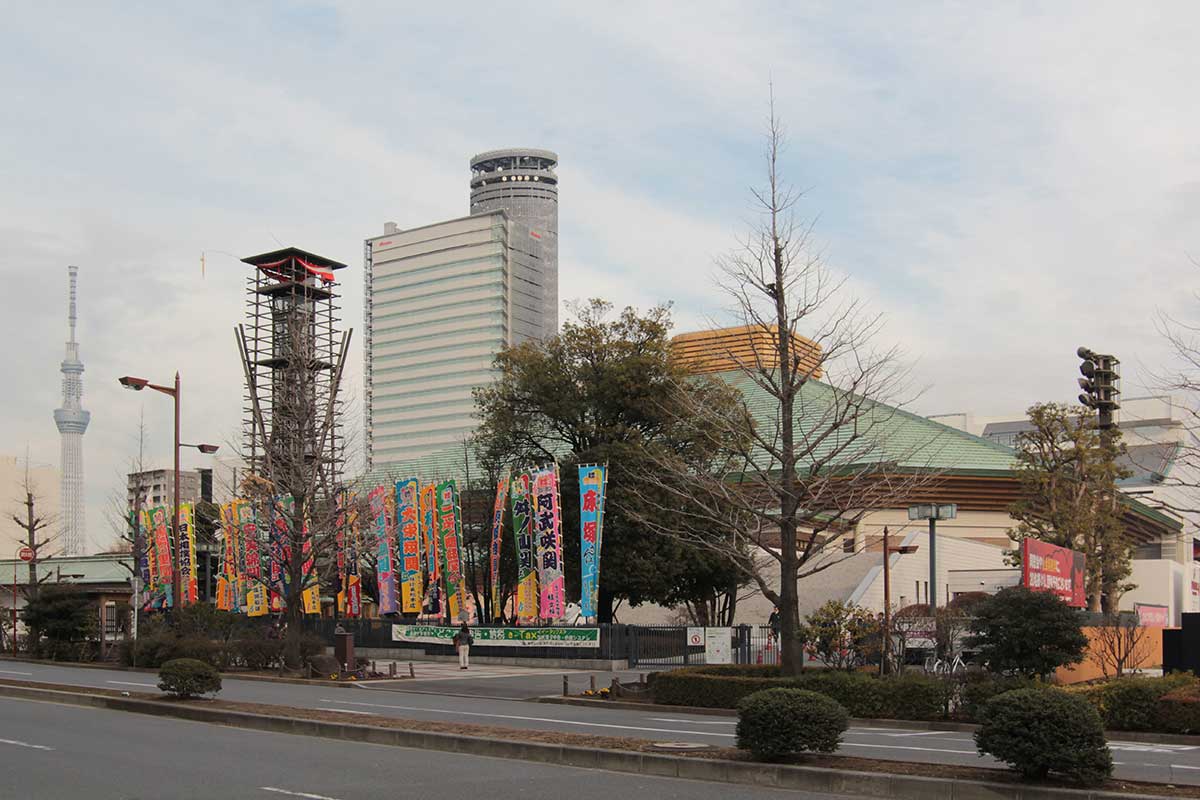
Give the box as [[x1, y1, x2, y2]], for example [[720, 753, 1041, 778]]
[[626, 625, 780, 667]]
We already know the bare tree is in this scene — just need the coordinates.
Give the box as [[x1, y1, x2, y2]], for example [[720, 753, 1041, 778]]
[[9, 455, 60, 651], [1090, 612, 1152, 678], [628, 97, 942, 675], [1153, 285, 1200, 523]]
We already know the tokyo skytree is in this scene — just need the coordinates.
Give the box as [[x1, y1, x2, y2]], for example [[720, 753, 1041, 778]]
[[53, 265, 90, 555]]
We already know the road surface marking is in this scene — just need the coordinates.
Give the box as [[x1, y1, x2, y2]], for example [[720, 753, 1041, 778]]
[[318, 699, 735, 738], [650, 718, 735, 725], [320, 708, 375, 715], [841, 742, 977, 755], [1109, 742, 1198, 753], [0, 669, 33, 676], [1171, 764, 1200, 770], [107, 680, 157, 688], [0, 737, 54, 751], [260, 788, 342, 800]]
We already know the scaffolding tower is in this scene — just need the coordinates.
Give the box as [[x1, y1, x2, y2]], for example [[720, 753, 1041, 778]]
[[238, 248, 349, 500]]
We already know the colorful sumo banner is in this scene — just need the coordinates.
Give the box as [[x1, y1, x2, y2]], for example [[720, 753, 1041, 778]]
[[1021, 538, 1086, 608], [532, 466, 565, 621], [436, 479, 468, 623], [578, 465, 607, 620], [369, 485, 398, 615], [509, 471, 538, 622], [489, 473, 510, 621], [395, 478, 422, 614], [177, 503, 198, 606]]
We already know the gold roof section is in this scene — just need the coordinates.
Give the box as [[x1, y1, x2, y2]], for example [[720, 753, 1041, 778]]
[[671, 324, 823, 379]]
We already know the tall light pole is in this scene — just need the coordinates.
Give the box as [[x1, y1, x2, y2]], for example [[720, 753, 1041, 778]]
[[880, 526, 918, 675], [907, 503, 958, 616], [118, 374, 218, 610]]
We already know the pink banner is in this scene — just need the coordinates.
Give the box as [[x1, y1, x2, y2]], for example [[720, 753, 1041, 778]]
[[532, 466, 565, 620]]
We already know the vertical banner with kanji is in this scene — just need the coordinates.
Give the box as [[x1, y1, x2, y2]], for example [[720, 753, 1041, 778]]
[[346, 493, 362, 618], [239, 502, 268, 615], [578, 464, 608, 620], [419, 484, 440, 617], [270, 495, 294, 613], [217, 503, 236, 611], [532, 466, 565, 621], [510, 472, 538, 622], [230, 499, 251, 613], [369, 486, 397, 615], [301, 518, 320, 615], [436, 479, 467, 623], [395, 478, 422, 614], [177, 503, 197, 606], [489, 473, 510, 620], [149, 505, 173, 608], [135, 509, 152, 606]]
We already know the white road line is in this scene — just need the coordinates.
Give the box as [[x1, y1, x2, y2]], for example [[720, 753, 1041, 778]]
[[320, 709, 375, 716], [650, 718, 735, 726], [841, 742, 978, 755], [1171, 764, 1200, 770], [260, 788, 342, 800], [107, 680, 156, 688], [0, 737, 54, 751], [0, 669, 33, 676], [317, 699, 735, 738]]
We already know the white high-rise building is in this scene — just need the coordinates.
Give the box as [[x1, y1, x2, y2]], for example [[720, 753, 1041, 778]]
[[363, 212, 547, 469], [53, 266, 89, 555]]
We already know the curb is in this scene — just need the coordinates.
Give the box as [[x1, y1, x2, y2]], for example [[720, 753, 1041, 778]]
[[0, 655, 360, 689], [540, 696, 1200, 747], [0, 682, 1177, 800]]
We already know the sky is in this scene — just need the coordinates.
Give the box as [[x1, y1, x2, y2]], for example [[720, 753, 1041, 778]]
[[3, 2, 1199, 553]]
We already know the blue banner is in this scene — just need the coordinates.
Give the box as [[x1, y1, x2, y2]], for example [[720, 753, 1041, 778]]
[[578, 465, 607, 620]]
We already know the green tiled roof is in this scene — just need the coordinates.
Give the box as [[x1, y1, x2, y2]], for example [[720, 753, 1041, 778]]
[[357, 370, 1018, 488], [719, 369, 1019, 475]]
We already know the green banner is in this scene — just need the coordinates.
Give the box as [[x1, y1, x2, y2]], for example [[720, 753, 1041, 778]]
[[392, 625, 600, 648]]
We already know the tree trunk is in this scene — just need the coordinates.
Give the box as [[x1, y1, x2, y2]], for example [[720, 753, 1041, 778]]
[[598, 585, 615, 624]]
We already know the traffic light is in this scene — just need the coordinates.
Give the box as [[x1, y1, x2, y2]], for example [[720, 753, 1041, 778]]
[[1077, 346, 1121, 431]]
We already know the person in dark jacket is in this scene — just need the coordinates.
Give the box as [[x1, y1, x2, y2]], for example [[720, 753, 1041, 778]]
[[452, 623, 473, 669]]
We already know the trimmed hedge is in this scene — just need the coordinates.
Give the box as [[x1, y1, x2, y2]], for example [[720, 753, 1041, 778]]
[[1157, 684, 1200, 734], [1070, 674, 1198, 732], [736, 689, 848, 760], [975, 688, 1112, 785], [158, 658, 222, 699], [651, 665, 951, 719]]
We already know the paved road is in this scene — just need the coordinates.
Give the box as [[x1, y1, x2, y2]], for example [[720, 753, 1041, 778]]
[[4, 661, 1200, 786], [0, 696, 847, 800]]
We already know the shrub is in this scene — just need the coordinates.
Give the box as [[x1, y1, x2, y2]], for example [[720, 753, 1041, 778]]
[[957, 674, 1039, 722], [158, 658, 222, 699], [968, 586, 1087, 678], [234, 637, 283, 671], [794, 671, 889, 718], [886, 673, 953, 721], [975, 688, 1112, 784], [652, 666, 793, 708], [1157, 684, 1200, 734], [300, 633, 327, 661], [1095, 674, 1197, 731], [799, 601, 881, 670], [736, 688, 848, 760]]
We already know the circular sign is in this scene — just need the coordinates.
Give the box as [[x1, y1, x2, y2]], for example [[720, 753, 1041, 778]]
[[688, 632, 703, 647], [17, 547, 34, 562]]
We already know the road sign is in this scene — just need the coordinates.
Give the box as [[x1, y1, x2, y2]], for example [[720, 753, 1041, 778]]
[[17, 547, 33, 562], [686, 627, 703, 647]]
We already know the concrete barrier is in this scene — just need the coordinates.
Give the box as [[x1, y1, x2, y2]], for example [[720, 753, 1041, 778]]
[[0, 682, 1177, 800]]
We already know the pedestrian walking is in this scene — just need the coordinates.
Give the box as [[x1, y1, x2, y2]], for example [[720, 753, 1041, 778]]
[[768, 607, 781, 644], [452, 623, 473, 670]]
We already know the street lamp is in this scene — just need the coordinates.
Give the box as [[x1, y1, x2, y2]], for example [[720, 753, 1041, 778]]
[[907, 503, 957, 615], [118, 373, 219, 610], [880, 526, 919, 675]]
